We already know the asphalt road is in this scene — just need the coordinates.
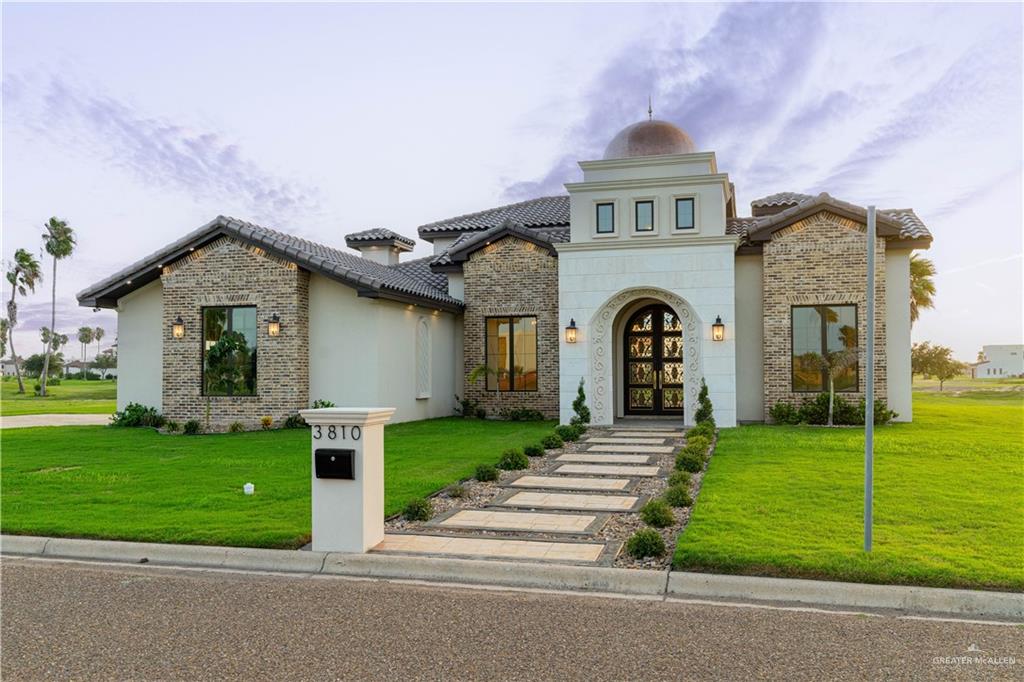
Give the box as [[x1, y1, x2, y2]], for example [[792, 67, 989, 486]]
[[2, 558, 1020, 681]]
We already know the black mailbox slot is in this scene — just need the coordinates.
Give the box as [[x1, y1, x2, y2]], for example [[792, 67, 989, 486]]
[[315, 449, 355, 480]]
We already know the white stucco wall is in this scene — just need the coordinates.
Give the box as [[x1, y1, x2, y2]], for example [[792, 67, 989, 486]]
[[115, 280, 163, 410], [734, 254, 764, 422], [307, 274, 457, 423], [885, 250, 912, 422]]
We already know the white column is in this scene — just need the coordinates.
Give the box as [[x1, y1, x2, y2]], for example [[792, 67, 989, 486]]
[[298, 407, 396, 553]]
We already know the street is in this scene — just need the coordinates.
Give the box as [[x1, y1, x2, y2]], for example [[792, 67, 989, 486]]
[[2, 557, 1020, 680]]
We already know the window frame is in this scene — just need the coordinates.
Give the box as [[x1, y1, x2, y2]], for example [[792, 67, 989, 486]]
[[674, 197, 696, 231], [483, 315, 538, 393], [595, 201, 616, 235], [789, 304, 859, 393], [633, 199, 656, 233], [201, 304, 258, 398]]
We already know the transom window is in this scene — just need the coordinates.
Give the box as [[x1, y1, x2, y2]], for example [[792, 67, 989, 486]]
[[791, 305, 858, 392], [203, 306, 257, 396], [635, 200, 654, 232], [485, 316, 537, 391], [675, 198, 695, 230], [596, 202, 615, 234]]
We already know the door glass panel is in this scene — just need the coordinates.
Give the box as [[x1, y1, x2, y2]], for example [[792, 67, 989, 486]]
[[630, 388, 654, 409], [662, 336, 682, 359], [663, 311, 682, 332], [663, 388, 684, 409], [629, 336, 653, 358], [662, 362, 684, 384], [629, 362, 654, 384], [631, 313, 652, 332]]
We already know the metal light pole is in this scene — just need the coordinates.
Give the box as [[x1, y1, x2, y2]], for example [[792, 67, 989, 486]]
[[864, 206, 876, 552]]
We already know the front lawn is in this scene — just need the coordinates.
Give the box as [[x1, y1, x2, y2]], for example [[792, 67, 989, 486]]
[[0, 417, 556, 548], [674, 391, 1024, 591], [1, 379, 117, 416]]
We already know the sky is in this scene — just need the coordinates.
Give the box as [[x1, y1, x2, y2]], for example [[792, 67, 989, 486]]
[[2, 2, 1022, 363]]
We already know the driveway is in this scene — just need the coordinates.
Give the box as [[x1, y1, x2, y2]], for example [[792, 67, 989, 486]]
[[0, 414, 109, 429], [2, 558, 1020, 680]]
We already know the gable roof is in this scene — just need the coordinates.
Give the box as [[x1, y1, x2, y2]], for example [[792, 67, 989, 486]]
[[428, 220, 569, 270], [417, 195, 570, 238], [77, 216, 462, 311]]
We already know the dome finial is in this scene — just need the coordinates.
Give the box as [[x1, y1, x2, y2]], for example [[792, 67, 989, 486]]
[[648, 95, 653, 121]]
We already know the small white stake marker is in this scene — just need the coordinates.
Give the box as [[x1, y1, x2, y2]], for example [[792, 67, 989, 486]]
[[243, 482, 254, 495]]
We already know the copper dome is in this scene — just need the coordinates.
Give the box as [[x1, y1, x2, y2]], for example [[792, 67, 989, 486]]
[[602, 119, 696, 160]]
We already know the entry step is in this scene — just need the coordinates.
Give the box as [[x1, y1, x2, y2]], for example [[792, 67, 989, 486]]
[[583, 437, 667, 445], [553, 464, 661, 477], [586, 444, 675, 454], [429, 509, 607, 535], [373, 533, 606, 563], [555, 453, 653, 464], [492, 490, 644, 512], [506, 475, 634, 492]]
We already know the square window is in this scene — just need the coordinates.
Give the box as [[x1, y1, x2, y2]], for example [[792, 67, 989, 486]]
[[635, 200, 654, 232], [675, 198, 695, 230], [596, 203, 614, 234]]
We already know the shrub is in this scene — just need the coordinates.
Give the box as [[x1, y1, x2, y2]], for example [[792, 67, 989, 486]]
[[769, 401, 800, 425], [860, 398, 897, 426], [498, 448, 530, 470], [554, 424, 579, 442], [687, 421, 715, 440], [228, 421, 245, 433], [694, 378, 715, 425], [283, 413, 306, 429], [570, 378, 591, 426], [110, 403, 165, 428], [676, 451, 703, 473], [776, 394, 897, 426], [570, 422, 587, 439], [164, 420, 180, 433], [49, 378, 62, 386], [402, 497, 433, 521], [667, 470, 691, 488], [183, 419, 202, 435], [260, 416, 273, 430], [475, 407, 487, 419], [684, 435, 711, 458], [455, 395, 478, 418], [499, 407, 545, 421], [311, 399, 336, 409], [640, 499, 675, 528], [663, 484, 693, 508], [475, 463, 499, 482], [524, 443, 545, 458], [445, 483, 466, 498], [540, 433, 564, 449], [626, 528, 666, 558]]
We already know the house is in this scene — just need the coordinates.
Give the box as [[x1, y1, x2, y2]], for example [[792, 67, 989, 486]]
[[973, 345, 1024, 378], [2, 357, 21, 377], [77, 117, 932, 429]]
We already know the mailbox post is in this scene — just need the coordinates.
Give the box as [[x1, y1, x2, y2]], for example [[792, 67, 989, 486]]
[[298, 407, 396, 553]]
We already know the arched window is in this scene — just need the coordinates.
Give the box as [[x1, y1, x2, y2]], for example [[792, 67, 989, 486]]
[[416, 317, 431, 399]]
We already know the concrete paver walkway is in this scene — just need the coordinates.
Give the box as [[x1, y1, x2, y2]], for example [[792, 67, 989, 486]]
[[554, 463, 660, 477], [586, 444, 675, 454], [374, 533, 605, 562], [0, 414, 109, 429], [508, 475, 632, 491]]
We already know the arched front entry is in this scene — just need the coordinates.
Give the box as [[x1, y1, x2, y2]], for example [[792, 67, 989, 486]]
[[623, 304, 685, 416]]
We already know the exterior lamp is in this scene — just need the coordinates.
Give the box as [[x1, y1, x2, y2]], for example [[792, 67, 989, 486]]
[[171, 316, 185, 339], [267, 313, 281, 337], [712, 316, 725, 342], [565, 318, 578, 344]]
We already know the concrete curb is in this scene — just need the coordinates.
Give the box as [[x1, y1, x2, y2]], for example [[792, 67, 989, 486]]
[[667, 571, 1024, 621], [3, 535, 1020, 620]]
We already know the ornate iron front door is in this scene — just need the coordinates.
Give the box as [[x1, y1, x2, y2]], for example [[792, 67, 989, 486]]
[[624, 305, 685, 416]]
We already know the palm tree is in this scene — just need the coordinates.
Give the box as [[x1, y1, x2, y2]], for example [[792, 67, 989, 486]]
[[468, 363, 505, 415], [77, 327, 94, 378], [93, 326, 105, 372], [39, 217, 76, 396], [910, 254, 936, 324], [5, 248, 43, 394], [807, 347, 861, 427]]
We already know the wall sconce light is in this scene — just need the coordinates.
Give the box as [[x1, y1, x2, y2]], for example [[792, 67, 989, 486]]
[[171, 316, 185, 339], [565, 318, 578, 344], [712, 315, 725, 342], [267, 313, 281, 337]]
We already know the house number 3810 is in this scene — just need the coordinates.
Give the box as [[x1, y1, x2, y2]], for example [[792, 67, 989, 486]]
[[312, 425, 361, 441]]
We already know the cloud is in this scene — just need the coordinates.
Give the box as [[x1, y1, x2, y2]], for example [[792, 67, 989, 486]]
[[6, 74, 321, 226]]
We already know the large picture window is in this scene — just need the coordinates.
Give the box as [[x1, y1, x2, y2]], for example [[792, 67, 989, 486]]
[[203, 306, 257, 396], [791, 304, 858, 392], [485, 316, 537, 391]]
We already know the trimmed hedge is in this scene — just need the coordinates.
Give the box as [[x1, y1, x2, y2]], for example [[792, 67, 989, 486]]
[[675, 451, 703, 473], [640, 499, 675, 528], [541, 433, 564, 449], [663, 484, 693, 508], [625, 529, 666, 558], [498, 449, 530, 471]]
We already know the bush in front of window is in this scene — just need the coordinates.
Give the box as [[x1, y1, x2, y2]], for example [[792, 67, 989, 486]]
[[626, 528, 666, 558], [861, 398, 897, 425], [183, 419, 202, 435], [768, 401, 801, 425], [228, 421, 245, 433], [640, 499, 675, 528], [770, 395, 897, 426], [663, 484, 693, 508], [524, 444, 544, 457], [475, 463, 499, 482], [110, 403, 166, 428], [498, 449, 530, 471], [540, 433, 564, 450], [554, 424, 579, 442], [402, 497, 433, 522]]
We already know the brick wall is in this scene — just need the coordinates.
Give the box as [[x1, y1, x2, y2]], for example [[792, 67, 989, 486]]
[[762, 211, 887, 420], [161, 237, 309, 430], [462, 237, 560, 418]]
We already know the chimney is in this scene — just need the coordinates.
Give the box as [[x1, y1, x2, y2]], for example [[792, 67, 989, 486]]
[[344, 229, 415, 266]]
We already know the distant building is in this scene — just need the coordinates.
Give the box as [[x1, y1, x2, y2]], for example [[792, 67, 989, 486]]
[[973, 345, 1024, 378], [1, 357, 21, 377]]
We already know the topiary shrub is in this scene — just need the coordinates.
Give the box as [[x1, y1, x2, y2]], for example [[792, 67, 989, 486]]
[[498, 448, 530, 470], [667, 469, 691, 488], [541, 433, 564, 449], [694, 378, 715, 425], [663, 484, 693, 508], [283, 413, 306, 429], [676, 451, 703, 473], [626, 528, 666, 558], [228, 421, 245, 433], [524, 443, 545, 458], [260, 416, 273, 430], [110, 402, 165, 428], [640, 499, 675, 528], [570, 378, 591, 426], [475, 463, 499, 482], [402, 497, 433, 521], [183, 419, 202, 435], [445, 483, 466, 498], [554, 424, 579, 442]]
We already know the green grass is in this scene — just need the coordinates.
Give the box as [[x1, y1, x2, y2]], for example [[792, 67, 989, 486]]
[[675, 391, 1024, 591], [0, 417, 556, 548], [1, 379, 117, 416], [912, 374, 1024, 392]]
